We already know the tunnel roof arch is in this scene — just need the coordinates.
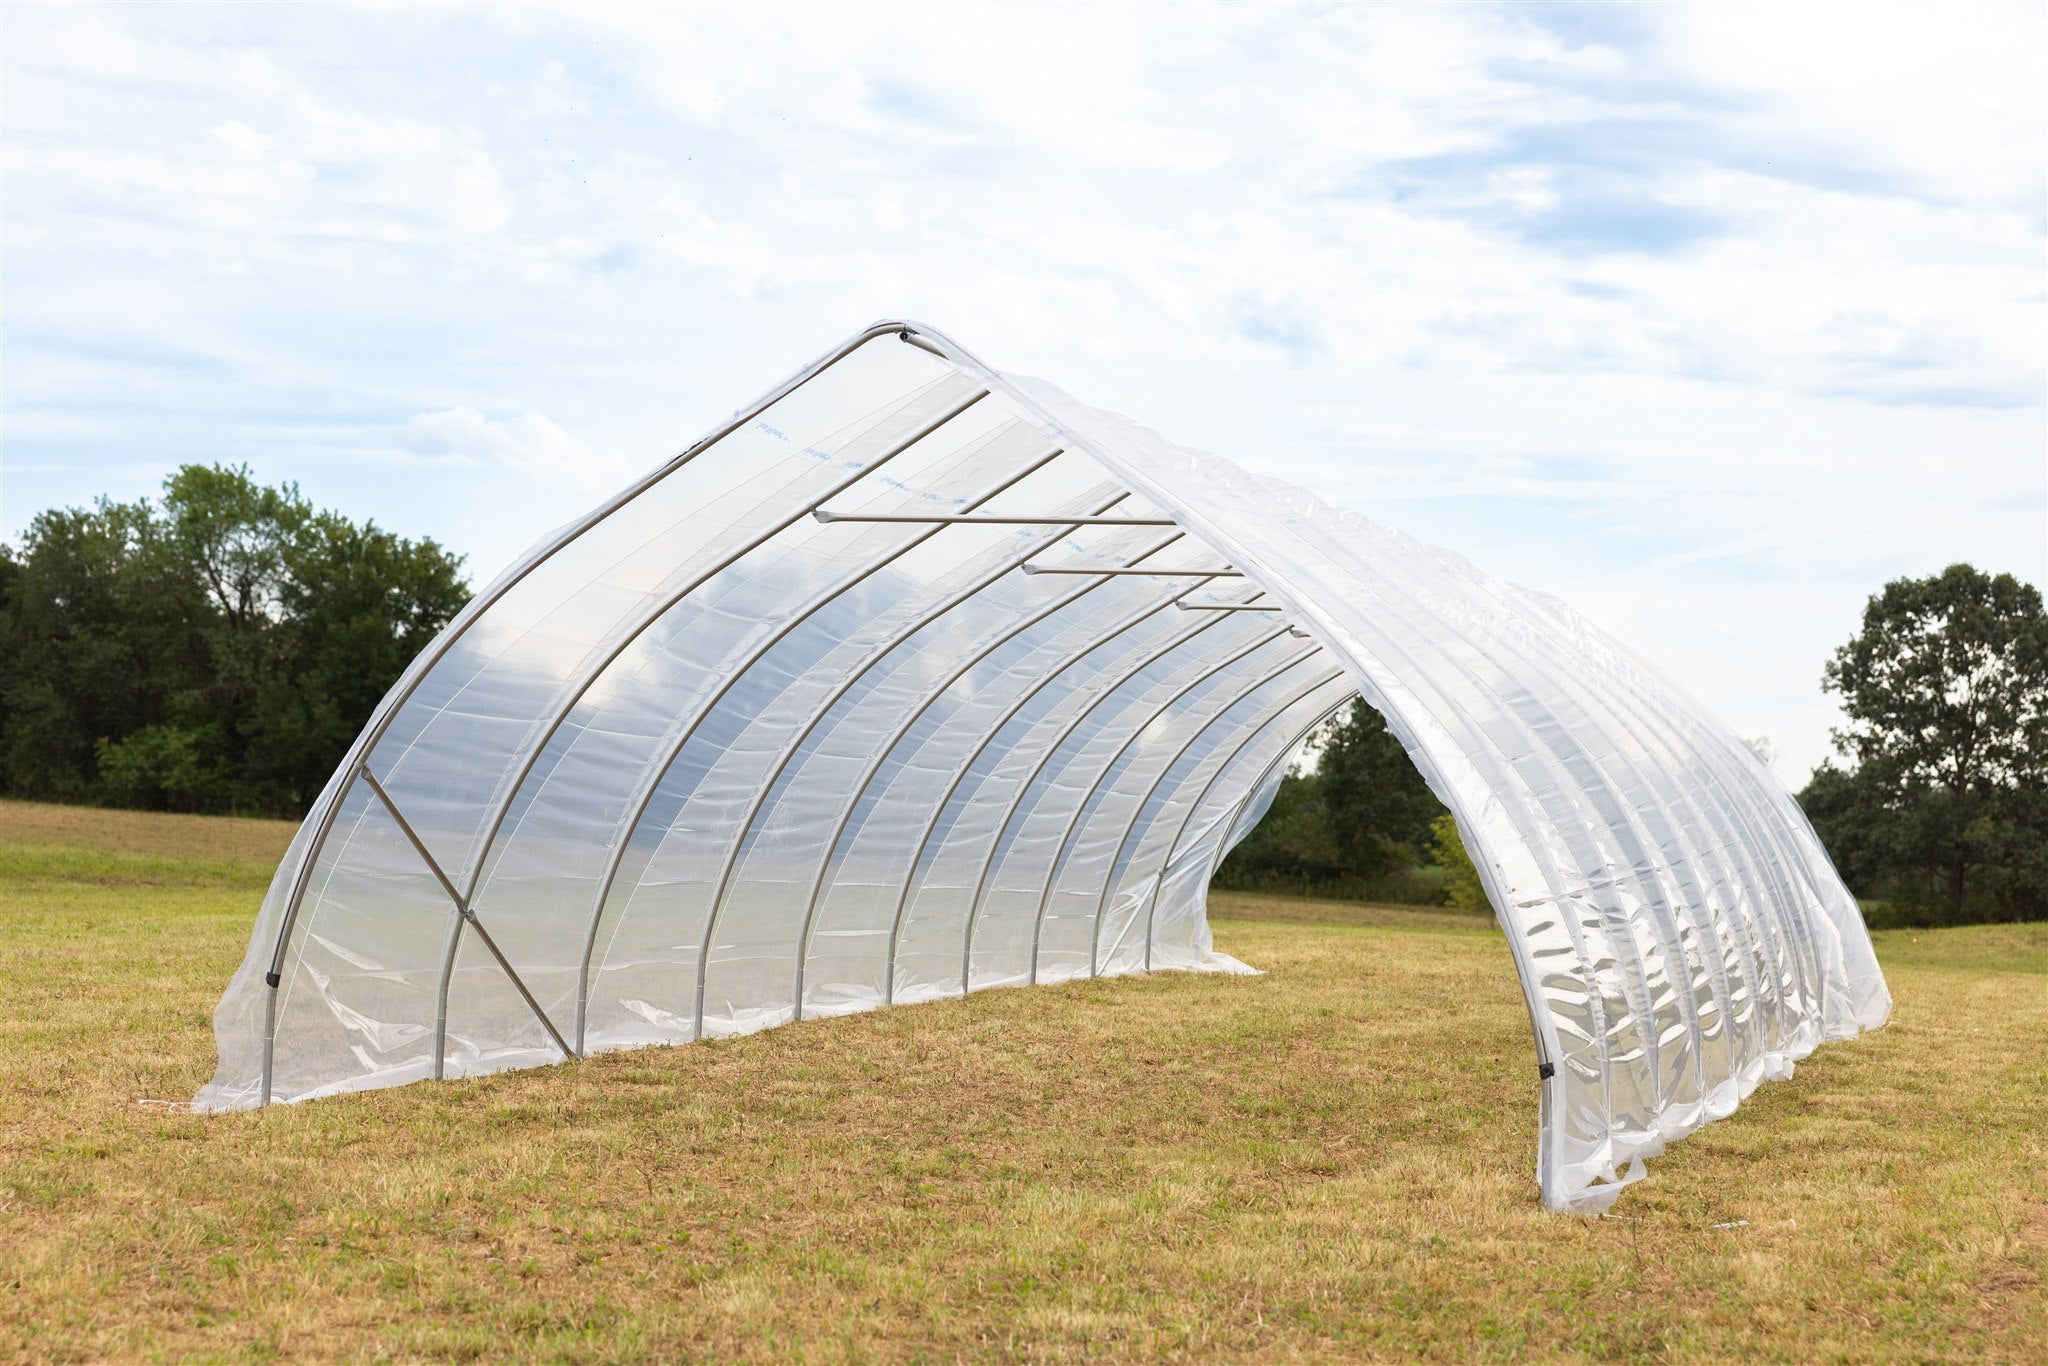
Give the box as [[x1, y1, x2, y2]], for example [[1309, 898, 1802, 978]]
[[199, 320, 1890, 1212]]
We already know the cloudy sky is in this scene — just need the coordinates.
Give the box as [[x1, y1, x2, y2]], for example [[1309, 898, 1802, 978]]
[[4, 2, 2043, 783]]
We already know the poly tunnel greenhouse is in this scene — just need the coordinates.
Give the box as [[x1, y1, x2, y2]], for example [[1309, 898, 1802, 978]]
[[198, 320, 1893, 1212]]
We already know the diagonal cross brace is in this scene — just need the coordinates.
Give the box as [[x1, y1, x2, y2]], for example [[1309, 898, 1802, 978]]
[[358, 766, 576, 1063]]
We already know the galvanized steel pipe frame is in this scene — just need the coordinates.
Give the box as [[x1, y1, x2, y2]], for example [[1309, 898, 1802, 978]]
[[943, 608, 1256, 996], [1036, 646, 1332, 980], [554, 442, 1079, 1051], [684, 521, 1197, 1040], [956, 619, 1296, 993], [872, 568, 1243, 1005], [762, 552, 1233, 1024], [568, 480, 1138, 1054], [454, 386, 995, 937], [258, 321, 940, 1105], [1079, 669, 1349, 974], [1135, 687, 1357, 971], [462, 351, 991, 911]]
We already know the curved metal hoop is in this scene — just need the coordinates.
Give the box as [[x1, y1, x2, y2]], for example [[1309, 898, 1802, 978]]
[[784, 590, 1261, 1019], [575, 487, 1140, 1049], [873, 582, 1241, 1004], [554, 448, 1080, 1051], [456, 385, 993, 916], [1083, 671, 1350, 973], [1027, 647, 1329, 979], [965, 625, 1300, 991], [685, 520, 1196, 1039], [1136, 685, 1354, 969], [949, 610, 1260, 993], [260, 323, 950, 1101]]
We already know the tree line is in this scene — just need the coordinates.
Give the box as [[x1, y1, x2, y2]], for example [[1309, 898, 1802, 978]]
[[0, 465, 469, 816], [1, 469, 2040, 926]]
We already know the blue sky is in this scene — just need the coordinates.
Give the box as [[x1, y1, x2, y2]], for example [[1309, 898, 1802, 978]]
[[3, 1, 2043, 783]]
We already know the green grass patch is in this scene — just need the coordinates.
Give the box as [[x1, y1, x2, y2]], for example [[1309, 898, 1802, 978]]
[[0, 842, 277, 891], [1, 798, 2042, 1361], [1870, 921, 2048, 976]]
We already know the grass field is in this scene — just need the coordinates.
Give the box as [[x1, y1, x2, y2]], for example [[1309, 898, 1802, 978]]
[[2, 799, 2043, 1362]]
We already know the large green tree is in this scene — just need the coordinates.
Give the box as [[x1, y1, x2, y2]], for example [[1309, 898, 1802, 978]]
[[1802, 564, 2048, 922], [0, 497, 212, 803], [0, 465, 469, 816], [1317, 699, 1447, 874], [1213, 698, 1452, 900]]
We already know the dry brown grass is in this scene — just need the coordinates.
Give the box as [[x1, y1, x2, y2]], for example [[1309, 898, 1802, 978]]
[[0, 798, 296, 866], [1, 797, 2042, 1362]]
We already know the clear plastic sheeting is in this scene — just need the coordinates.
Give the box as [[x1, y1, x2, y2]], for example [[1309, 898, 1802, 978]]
[[198, 320, 1890, 1213]]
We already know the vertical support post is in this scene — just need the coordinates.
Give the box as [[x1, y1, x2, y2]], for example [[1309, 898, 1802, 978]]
[[432, 912, 465, 1081], [262, 763, 367, 1108], [260, 979, 276, 1109]]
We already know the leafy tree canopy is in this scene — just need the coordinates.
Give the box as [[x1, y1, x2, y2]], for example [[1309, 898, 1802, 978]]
[[1317, 698, 1447, 875], [1801, 563, 2047, 923], [1214, 699, 1463, 905], [0, 465, 469, 816]]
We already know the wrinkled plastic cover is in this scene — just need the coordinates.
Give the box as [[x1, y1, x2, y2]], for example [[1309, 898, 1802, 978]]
[[199, 321, 1889, 1213]]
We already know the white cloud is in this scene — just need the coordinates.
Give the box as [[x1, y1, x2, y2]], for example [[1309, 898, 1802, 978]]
[[1656, 2, 2047, 206], [1, 0, 2040, 783], [401, 407, 624, 494], [6, 13, 511, 252], [22, 10, 285, 97]]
